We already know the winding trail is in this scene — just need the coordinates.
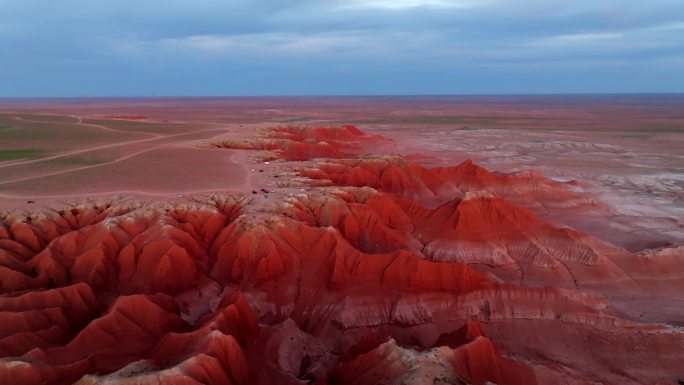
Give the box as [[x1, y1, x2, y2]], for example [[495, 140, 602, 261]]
[[2, 115, 190, 169], [0, 114, 259, 211], [0, 114, 228, 183], [0, 127, 227, 184], [69, 115, 161, 136]]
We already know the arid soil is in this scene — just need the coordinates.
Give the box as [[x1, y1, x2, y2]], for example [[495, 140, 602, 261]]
[[0, 97, 682, 385]]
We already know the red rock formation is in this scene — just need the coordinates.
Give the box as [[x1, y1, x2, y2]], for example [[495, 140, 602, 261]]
[[281, 189, 420, 254], [396, 193, 636, 289], [209, 125, 384, 160], [1, 126, 683, 385], [299, 157, 460, 203], [300, 157, 592, 210]]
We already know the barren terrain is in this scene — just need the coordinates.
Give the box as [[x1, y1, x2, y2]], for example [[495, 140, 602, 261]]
[[0, 96, 682, 385]]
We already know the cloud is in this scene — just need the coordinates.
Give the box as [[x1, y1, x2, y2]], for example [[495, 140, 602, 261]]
[[163, 35, 238, 52], [339, 0, 490, 10], [0, 0, 683, 96], [649, 21, 684, 31], [114, 32, 368, 56], [530, 32, 624, 46], [552, 33, 624, 42]]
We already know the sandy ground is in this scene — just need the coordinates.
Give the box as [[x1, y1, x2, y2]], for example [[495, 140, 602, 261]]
[[0, 96, 682, 250], [0, 113, 269, 209]]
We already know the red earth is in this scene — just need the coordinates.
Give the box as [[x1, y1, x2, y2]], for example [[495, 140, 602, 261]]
[[0, 97, 683, 385]]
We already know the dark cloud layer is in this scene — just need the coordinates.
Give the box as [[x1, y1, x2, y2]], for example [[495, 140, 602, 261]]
[[1, 0, 682, 96]]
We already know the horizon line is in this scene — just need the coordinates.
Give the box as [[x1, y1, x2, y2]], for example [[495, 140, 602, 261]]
[[1, 92, 684, 100]]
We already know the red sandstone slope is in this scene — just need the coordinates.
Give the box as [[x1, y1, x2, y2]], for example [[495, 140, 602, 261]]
[[209, 124, 384, 160], [300, 156, 593, 210], [1, 125, 683, 385], [396, 193, 634, 288]]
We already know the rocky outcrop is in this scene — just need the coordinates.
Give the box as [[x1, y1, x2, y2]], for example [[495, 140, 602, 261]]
[[1, 126, 683, 385]]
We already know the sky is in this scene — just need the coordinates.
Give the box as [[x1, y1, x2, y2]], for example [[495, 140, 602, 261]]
[[1, 0, 683, 96]]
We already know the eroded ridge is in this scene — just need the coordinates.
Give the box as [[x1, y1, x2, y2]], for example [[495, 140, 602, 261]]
[[1, 125, 683, 385], [207, 124, 385, 161]]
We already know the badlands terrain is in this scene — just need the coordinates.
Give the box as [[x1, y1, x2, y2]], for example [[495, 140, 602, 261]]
[[0, 96, 682, 385]]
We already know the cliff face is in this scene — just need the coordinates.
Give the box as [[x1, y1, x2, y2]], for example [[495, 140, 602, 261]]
[[1, 125, 683, 385]]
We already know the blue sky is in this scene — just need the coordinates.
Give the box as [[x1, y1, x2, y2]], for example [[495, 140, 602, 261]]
[[1, 0, 683, 96]]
